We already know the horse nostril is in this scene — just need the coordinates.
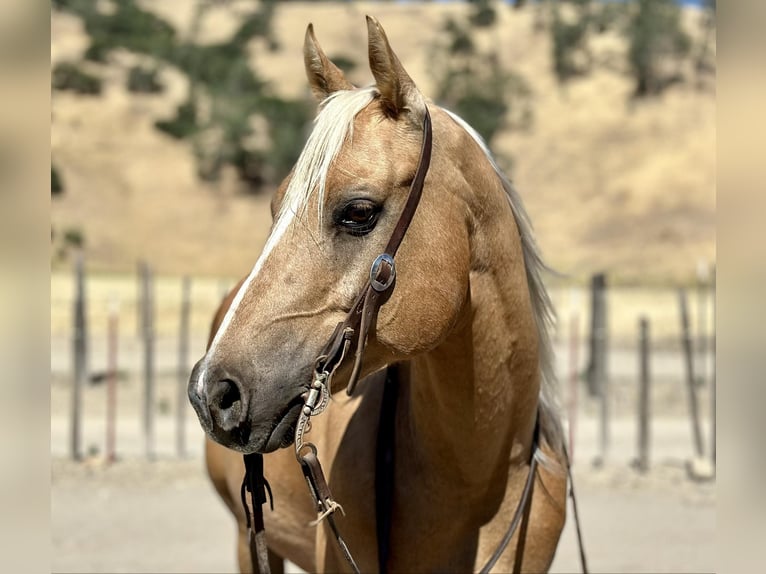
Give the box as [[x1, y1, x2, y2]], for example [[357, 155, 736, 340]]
[[208, 378, 247, 431], [218, 380, 240, 410]]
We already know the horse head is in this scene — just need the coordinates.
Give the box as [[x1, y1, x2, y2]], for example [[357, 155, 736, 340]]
[[189, 18, 474, 453]]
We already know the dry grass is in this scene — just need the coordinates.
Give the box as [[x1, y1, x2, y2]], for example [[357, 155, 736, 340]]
[[51, 2, 715, 283]]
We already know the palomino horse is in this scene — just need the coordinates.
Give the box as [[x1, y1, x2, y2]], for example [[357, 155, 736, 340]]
[[189, 17, 568, 573]]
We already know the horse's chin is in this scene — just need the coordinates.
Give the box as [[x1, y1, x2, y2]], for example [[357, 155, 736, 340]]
[[204, 399, 302, 454], [261, 401, 303, 453]]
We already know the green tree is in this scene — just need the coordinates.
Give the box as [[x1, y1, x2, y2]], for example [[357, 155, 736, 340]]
[[694, 0, 716, 82], [548, 0, 596, 83], [540, 0, 701, 97], [627, 0, 691, 96], [431, 1, 533, 150], [54, 0, 310, 192]]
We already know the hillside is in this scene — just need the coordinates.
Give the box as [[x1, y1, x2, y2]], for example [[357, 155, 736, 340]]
[[51, 2, 716, 284]]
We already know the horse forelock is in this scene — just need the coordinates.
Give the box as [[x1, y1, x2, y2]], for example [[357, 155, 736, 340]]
[[441, 109, 565, 462], [277, 86, 379, 228]]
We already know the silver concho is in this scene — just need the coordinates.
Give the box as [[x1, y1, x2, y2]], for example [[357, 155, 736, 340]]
[[370, 253, 396, 293]]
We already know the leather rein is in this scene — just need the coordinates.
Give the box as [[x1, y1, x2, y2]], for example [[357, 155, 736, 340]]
[[239, 108, 588, 573]]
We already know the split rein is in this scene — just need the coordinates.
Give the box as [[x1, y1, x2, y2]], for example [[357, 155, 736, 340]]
[[238, 110, 588, 573]]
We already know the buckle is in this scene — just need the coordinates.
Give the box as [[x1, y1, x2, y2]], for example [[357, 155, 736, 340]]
[[370, 254, 396, 292]]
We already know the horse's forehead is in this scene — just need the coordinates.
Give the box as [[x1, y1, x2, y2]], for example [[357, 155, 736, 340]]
[[327, 107, 416, 187], [351, 105, 411, 148]]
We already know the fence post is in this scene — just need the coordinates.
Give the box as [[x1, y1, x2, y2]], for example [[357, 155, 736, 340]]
[[177, 276, 191, 458], [710, 267, 716, 468], [696, 260, 709, 387], [636, 316, 651, 473], [679, 288, 705, 459], [137, 260, 147, 337], [142, 264, 156, 461], [588, 273, 609, 465], [71, 252, 87, 461], [568, 311, 579, 463], [106, 294, 119, 464]]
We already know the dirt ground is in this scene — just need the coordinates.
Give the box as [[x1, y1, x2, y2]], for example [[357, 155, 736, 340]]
[[51, 435, 715, 574]]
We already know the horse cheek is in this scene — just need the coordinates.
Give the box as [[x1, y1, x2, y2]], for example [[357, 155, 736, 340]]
[[379, 226, 470, 356]]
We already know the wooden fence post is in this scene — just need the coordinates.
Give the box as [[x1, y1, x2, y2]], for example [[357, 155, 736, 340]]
[[177, 276, 191, 458], [568, 311, 579, 463], [636, 316, 651, 472], [71, 252, 87, 461], [137, 260, 147, 337], [710, 267, 716, 468], [106, 294, 119, 464], [679, 288, 705, 459], [142, 264, 156, 460], [588, 273, 609, 465], [696, 260, 709, 387]]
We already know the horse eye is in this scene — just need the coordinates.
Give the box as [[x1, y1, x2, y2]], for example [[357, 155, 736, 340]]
[[335, 199, 381, 236]]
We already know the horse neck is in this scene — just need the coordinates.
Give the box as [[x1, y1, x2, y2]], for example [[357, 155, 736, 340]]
[[401, 154, 541, 505]]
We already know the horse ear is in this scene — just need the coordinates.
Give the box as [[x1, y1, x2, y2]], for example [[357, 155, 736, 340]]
[[366, 15, 424, 119], [303, 23, 354, 101]]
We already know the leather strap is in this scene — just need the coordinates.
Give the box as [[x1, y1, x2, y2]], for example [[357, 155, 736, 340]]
[[314, 108, 433, 397], [478, 416, 541, 574], [564, 444, 589, 574], [298, 451, 361, 573], [375, 367, 400, 573], [381, 108, 433, 258], [241, 453, 273, 574]]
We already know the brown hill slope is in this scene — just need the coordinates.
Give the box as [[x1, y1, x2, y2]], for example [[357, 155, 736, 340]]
[[51, 2, 715, 283]]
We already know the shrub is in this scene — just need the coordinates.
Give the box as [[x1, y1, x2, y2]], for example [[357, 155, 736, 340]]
[[431, 7, 532, 149], [126, 65, 164, 94], [52, 165, 64, 196], [52, 62, 102, 95], [551, 0, 593, 82], [63, 227, 85, 248], [155, 99, 199, 140], [627, 0, 691, 96]]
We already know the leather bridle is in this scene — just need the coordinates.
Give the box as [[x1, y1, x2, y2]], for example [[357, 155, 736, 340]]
[[239, 108, 588, 574]]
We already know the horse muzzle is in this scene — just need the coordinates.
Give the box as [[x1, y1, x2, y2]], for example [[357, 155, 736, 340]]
[[187, 358, 305, 453]]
